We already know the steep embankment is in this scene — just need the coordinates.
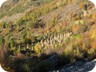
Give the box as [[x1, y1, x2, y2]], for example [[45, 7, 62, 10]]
[[0, 0, 96, 72]]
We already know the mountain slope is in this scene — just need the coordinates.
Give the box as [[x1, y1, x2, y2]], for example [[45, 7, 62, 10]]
[[0, 0, 96, 72]]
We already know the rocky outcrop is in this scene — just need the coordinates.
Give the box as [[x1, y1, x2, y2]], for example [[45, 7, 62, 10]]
[[49, 59, 96, 72]]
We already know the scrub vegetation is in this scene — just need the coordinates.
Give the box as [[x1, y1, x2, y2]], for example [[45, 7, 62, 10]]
[[0, 0, 96, 72]]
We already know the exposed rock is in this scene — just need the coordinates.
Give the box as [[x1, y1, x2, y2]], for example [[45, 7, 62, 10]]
[[49, 60, 96, 72], [47, 55, 58, 67]]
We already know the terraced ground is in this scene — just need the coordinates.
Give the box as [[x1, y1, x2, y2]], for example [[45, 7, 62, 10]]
[[0, 0, 96, 72]]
